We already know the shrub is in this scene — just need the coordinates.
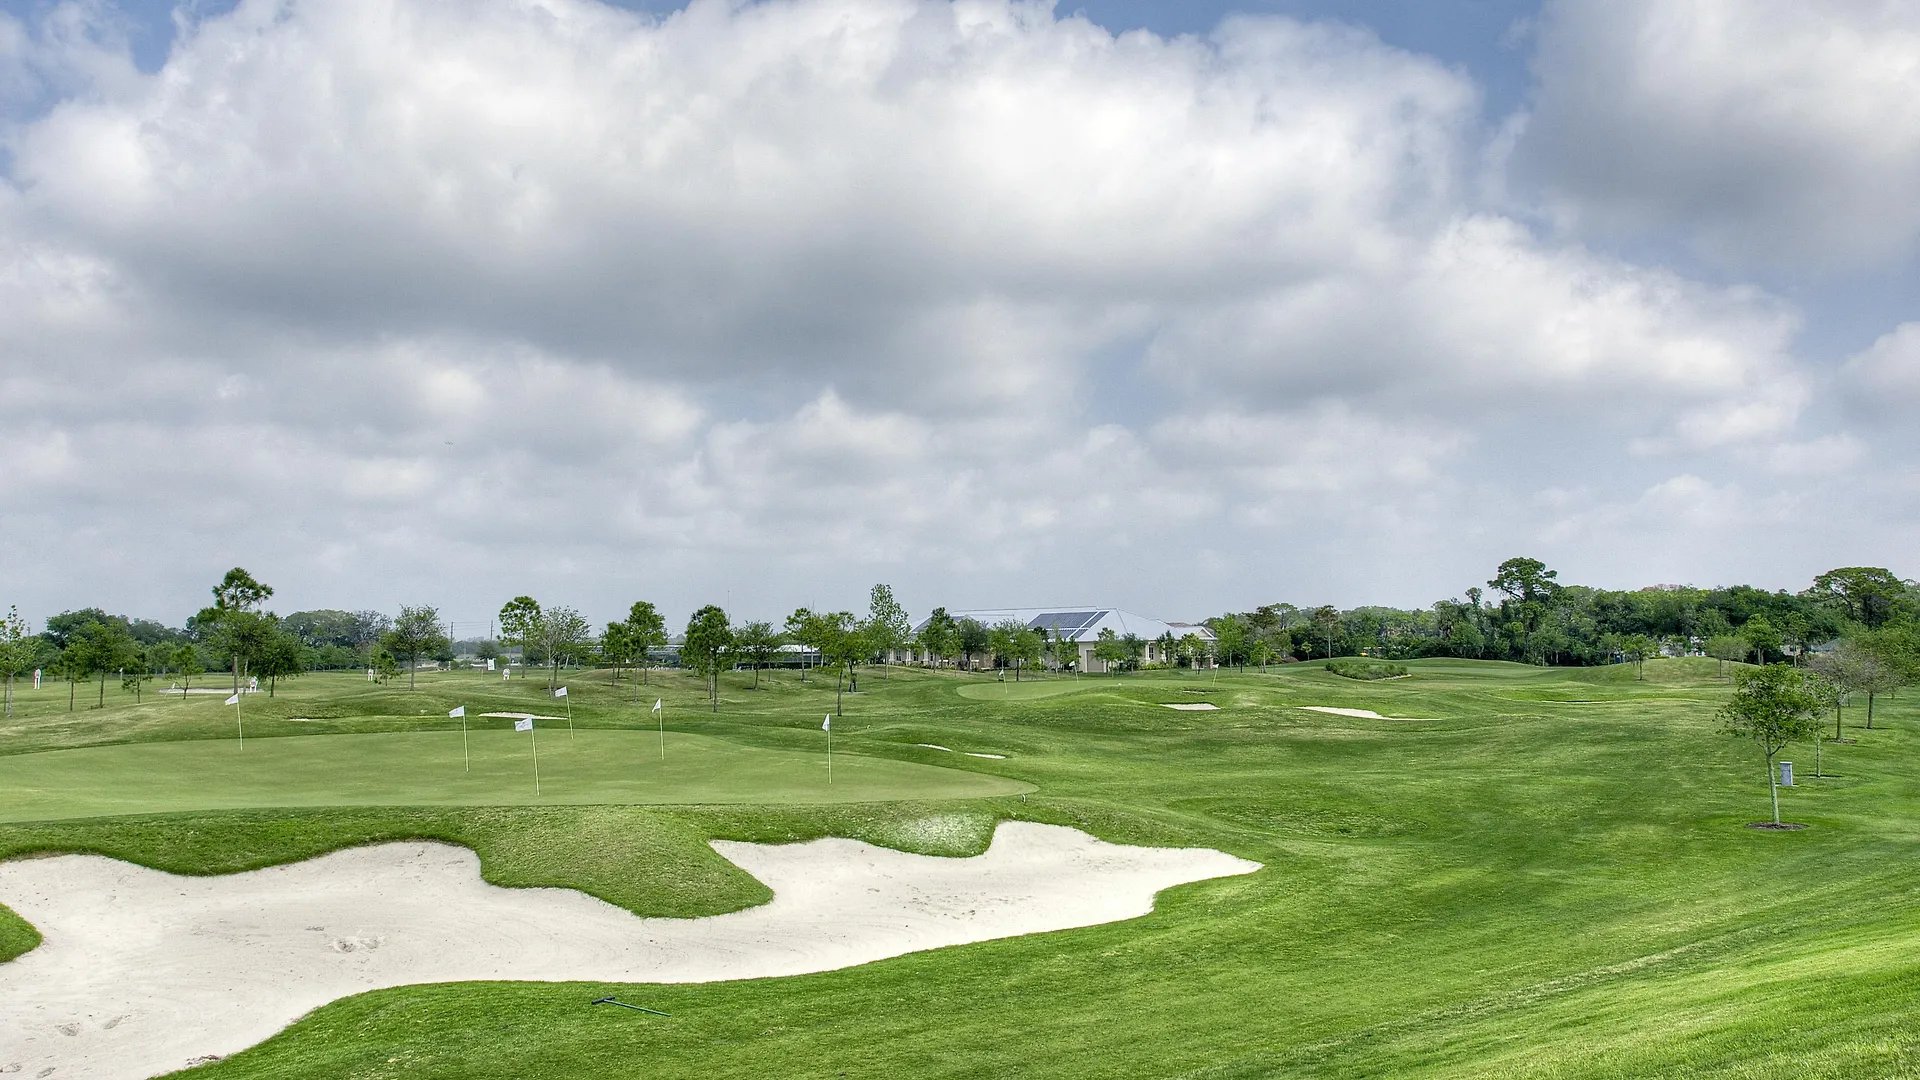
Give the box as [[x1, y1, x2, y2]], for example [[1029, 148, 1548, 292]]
[[1325, 659, 1408, 681]]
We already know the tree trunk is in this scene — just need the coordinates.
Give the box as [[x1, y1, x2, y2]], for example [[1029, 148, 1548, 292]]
[[1835, 703, 1843, 741], [1768, 754, 1780, 823], [98, 670, 107, 708], [409, 659, 416, 690], [1866, 691, 1875, 729], [69, 676, 75, 711]]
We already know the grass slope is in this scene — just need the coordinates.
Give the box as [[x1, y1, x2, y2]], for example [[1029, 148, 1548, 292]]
[[0, 659, 1912, 1079]]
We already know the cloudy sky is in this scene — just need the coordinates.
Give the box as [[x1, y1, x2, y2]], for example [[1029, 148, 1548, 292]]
[[2, 0, 1917, 632]]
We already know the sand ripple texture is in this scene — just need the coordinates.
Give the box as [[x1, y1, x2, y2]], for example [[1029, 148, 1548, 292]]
[[0, 822, 1259, 1080]]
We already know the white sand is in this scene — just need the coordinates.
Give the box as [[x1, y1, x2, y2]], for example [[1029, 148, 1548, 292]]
[[1296, 706, 1441, 721], [1161, 703, 1220, 711], [965, 752, 1007, 759], [0, 823, 1257, 1080], [915, 743, 954, 752]]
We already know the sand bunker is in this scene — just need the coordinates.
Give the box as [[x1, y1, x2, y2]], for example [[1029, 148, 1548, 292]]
[[0, 823, 1256, 1080], [1296, 706, 1440, 721], [1161, 703, 1220, 711]]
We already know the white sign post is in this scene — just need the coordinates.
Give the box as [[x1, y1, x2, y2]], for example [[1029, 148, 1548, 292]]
[[823, 714, 832, 784], [652, 699, 664, 760], [226, 693, 243, 746], [555, 686, 572, 741]]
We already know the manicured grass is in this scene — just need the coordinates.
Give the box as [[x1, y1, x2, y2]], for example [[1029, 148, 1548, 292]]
[[0, 659, 1915, 1079], [0, 729, 1028, 822]]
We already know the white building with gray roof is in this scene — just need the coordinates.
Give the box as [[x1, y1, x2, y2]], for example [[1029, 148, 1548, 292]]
[[910, 607, 1215, 672]]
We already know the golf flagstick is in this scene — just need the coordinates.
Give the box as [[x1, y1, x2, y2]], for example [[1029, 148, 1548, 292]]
[[556, 686, 571, 741], [226, 692, 242, 746], [652, 698, 664, 760], [823, 714, 832, 784], [451, 706, 468, 771], [517, 718, 539, 794]]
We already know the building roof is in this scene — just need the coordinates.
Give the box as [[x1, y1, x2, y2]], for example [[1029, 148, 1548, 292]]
[[912, 608, 1215, 643]]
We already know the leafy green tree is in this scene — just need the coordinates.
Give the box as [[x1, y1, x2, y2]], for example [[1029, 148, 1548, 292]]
[[497, 596, 544, 676], [1720, 665, 1822, 825], [1005, 625, 1042, 681], [785, 607, 823, 683], [1047, 628, 1077, 672], [195, 568, 275, 694], [1804, 567, 1911, 629], [1621, 633, 1658, 679], [1489, 557, 1560, 663], [600, 622, 635, 685], [682, 605, 734, 712], [917, 607, 957, 668], [381, 605, 449, 690], [865, 585, 911, 673], [625, 601, 668, 685], [254, 621, 308, 696], [72, 618, 137, 708], [734, 620, 783, 688], [0, 607, 39, 718], [1211, 615, 1251, 670], [1309, 606, 1342, 659], [956, 618, 990, 670], [988, 620, 1020, 677], [1092, 627, 1127, 672], [1742, 614, 1782, 664], [541, 607, 592, 689], [1706, 635, 1747, 678], [816, 611, 863, 715]]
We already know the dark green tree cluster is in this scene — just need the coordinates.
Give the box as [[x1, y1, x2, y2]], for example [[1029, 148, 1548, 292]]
[[1226, 558, 1906, 668]]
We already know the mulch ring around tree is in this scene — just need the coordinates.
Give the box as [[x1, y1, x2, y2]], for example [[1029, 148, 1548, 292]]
[[1746, 822, 1809, 831]]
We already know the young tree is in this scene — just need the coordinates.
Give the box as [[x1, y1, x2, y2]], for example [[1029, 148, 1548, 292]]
[[785, 607, 822, 683], [956, 618, 989, 671], [682, 605, 734, 712], [601, 622, 635, 685], [865, 584, 911, 674], [1705, 634, 1747, 678], [1005, 625, 1043, 681], [0, 606, 38, 718], [1092, 627, 1126, 673], [1047, 628, 1077, 672], [988, 620, 1021, 678], [1720, 665, 1822, 825], [917, 607, 957, 669], [625, 601, 668, 686], [382, 605, 450, 690], [1621, 633, 1658, 680], [1120, 632, 1146, 672], [816, 611, 863, 715], [542, 607, 592, 689], [734, 620, 783, 688], [497, 596, 544, 677], [172, 643, 204, 700], [1211, 615, 1251, 670]]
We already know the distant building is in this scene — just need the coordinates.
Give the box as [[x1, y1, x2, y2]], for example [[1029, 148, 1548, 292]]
[[909, 607, 1216, 673]]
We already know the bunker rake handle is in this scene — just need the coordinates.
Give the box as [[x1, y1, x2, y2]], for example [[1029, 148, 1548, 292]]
[[591, 996, 670, 1016]]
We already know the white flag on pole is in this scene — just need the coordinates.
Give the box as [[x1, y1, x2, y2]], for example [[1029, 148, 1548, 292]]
[[822, 715, 830, 731], [224, 694, 240, 706], [652, 699, 662, 713], [554, 686, 568, 698], [449, 706, 465, 718], [515, 718, 533, 732]]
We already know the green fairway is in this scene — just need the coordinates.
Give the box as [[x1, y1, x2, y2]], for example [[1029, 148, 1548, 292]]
[[954, 677, 1096, 700], [0, 660, 1916, 1079], [0, 729, 1030, 823]]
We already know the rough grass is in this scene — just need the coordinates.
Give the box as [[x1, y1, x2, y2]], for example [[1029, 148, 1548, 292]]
[[0, 659, 1913, 1079]]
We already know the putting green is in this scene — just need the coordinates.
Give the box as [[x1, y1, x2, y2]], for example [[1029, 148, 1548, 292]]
[[955, 679, 1096, 701], [0, 730, 1031, 823]]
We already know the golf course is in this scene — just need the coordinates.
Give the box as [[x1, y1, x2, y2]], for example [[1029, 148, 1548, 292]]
[[1, 656, 1916, 1078]]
